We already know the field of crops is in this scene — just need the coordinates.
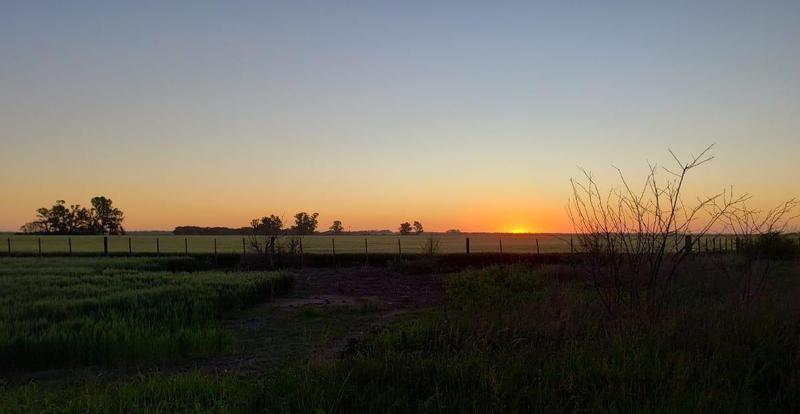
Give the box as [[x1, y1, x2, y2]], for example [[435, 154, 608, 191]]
[[2, 234, 578, 255], [0, 257, 292, 372]]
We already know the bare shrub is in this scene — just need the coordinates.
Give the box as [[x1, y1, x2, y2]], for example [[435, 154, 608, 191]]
[[716, 199, 799, 308], [422, 235, 442, 256], [568, 146, 746, 318]]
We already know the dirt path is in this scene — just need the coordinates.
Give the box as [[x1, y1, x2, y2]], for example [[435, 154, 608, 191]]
[[217, 267, 445, 373]]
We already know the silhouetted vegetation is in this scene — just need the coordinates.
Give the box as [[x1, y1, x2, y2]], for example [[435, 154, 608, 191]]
[[20, 197, 125, 235], [173, 226, 251, 235], [329, 220, 344, 234], [291, 212, 319, 235]]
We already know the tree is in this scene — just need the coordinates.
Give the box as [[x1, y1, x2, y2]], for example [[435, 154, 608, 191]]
[[329, 220, 344, 234], [19, 221, 46, 234], [292, 212, 319, 235], [413, 221, 424, 235], [91, 197, 125, 235], [251, 215, 283, 236], [23, 196, 124, 235], [249, 214, 283, 257], [399, 222, 412, 235]]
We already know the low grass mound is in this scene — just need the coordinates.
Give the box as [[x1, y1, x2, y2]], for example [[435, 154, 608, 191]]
[[0, 258, 292, 371]]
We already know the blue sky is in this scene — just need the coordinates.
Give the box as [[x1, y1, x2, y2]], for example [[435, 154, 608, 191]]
[[1, 1, 799, 231]]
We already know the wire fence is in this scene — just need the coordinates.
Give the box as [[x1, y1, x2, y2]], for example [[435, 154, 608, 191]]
[[3, 234, 793, 257]]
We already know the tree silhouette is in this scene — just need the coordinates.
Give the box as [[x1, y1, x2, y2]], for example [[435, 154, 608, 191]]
[[399, 222, 412, 235], [91, 197, 125, 235], [329, 220, 344, 234], [413, 221, 424, 235], [292, 212, 319, 235], [21, 197, 124, 235]]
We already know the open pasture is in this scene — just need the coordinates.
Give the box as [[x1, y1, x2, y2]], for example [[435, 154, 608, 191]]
[[1, 233, 772, 256], [3, 234, 577, 255]]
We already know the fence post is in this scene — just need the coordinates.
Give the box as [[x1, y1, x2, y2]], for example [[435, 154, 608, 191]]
[[128, 237, 132, 256], [705, 238, 709, 254], [465, 237, 470, 255], [68, 237, 73, 255], [364, 238, 369, 266], [299, 237, 304, 268], [38, 237, 42, 257], [536, 239, 540, 255], [104, 236, 108, 256], [332, 238, 337, 269], [269, 236, 275, 268], [214, 238, 218, 264], [156, 238, 160, 256], [397, 238, 402, 257], [6, 237, 10, 255], [499, 238, 503, 254], [242, 237, 246, 255], [570, 237, 574, 254], [684, 235, 692, 254], [184, 238, 188, 256]]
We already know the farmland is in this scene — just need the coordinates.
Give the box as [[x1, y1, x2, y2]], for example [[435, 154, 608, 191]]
[[0, 233, 760, 256], [2, 252, 800, 412]]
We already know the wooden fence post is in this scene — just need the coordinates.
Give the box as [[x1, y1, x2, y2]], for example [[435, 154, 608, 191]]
[[128, 237, 132, 256], [397, 238, 402, 257], [332, 238, 337, 268], [68, 237, 73, 255], [299, 237, 304, 268], [103, 236, 108, 256], [465, 237, 470, 255], [364, 238, 369, 266], [269, 236, 275, 268], [570, 237, 574, 253], [38, 237, 42, 257], [6, 237, 10, 255], [536, 239, 540, 255], [184, 238, 188, 256], [242, 237, 246, 255], [499, 238, 503, 254], [156, 238, 160, 256], [214, 238, 218, 264], [684, 235, 692, 254]]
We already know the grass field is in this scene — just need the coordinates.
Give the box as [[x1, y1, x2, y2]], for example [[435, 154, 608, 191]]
[[2, 257, 799, 412], [1, 233, 765, 255], [2, 234, 576, 255], [0, 257, 292, 372]]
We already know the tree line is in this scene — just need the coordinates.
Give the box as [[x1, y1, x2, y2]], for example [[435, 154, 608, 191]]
[[176, 214, 427, 237], [19, 197, 125, 235]]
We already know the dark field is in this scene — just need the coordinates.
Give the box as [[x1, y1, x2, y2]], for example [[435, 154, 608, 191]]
[[1, 254, 799, 412]]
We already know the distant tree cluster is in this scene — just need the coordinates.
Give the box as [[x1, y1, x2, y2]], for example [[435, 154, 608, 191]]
[[174, 226, 251, 235], [20, 197, 125, 235], [245, 212, 321, 237], [399, 221, 424, 235]]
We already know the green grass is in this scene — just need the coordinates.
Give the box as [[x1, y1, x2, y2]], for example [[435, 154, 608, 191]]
[[2, 260, 799, 412], [0, 257, 292, 371], [3, 234, 579, 255]]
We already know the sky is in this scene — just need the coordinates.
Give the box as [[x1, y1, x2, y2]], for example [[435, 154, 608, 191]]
[[1, 1, 799, 232]]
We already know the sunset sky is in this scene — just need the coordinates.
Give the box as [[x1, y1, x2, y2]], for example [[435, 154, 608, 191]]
[[1, 1, 799, 232]]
